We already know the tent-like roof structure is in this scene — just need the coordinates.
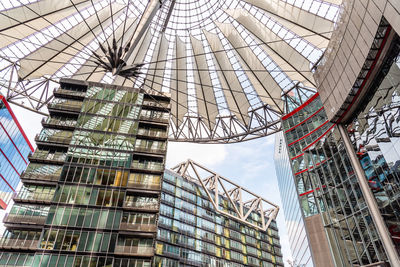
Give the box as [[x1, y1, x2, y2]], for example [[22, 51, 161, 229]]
[[0, 0, 341, 143]]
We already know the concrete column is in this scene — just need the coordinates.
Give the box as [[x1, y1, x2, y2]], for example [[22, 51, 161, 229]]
[[338, 124, 400, 266]]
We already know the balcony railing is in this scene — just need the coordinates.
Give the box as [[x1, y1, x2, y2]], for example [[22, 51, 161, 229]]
[[126, 182, 160, 191], [119, 223, 157, 232], [142, 101, 170, 109], [137, 129, 167, 138], [42, 117, 77, 128], [114, 245, 154, 256], [29, 152, 66, 163], [35, 134, 72, 145], [134, 146, 166, 154], [131, 161, 164, 172], [123, 203, 158, 211], [13, 192, 53, 203], [20, 172, 59, 182], [139, 115, 169, 123], [47, 101, 82, 112], [54, 88, 86, 98], [0, 236, 39, 250], [3, 213, 46, 225]]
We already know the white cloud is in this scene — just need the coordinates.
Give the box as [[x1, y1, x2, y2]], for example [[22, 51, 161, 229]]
[[166, 142, 227, 168]]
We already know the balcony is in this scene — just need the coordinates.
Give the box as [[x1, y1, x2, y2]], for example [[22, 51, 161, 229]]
[[35, 134, 72, 146], [123, 203, 159, 211], [53, 88, 86, 99], [134, 146, 166, 155], [137, 129, 167, 139], [126, 182, 160, 191], [42, 117, 77, 130], [13, 192, 53, 204], [20, 172, 59, 183], [114, 245, 154, 256], [131, 161, 164, 172], [29, 151, 66, 164], [47, 101, 82, 113], [142, 100, 170, 109], [3, 213, 46, 226], [119, 223, 157, 232], [0, 236, 39, 250], [139, 115, 169, 124]]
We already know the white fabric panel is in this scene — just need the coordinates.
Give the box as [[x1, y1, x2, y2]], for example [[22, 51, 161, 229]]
[[203, 31, 250, 126], [0, 0, 93, 48], [145, 34, 169, 92], [122, 0, 159, 61], [18, 4, 124, 80], [226, 9, 328, 49], [242, 0, 334, 39], [231, 11, 315, 87], [0, 0, 89, 30], [170, 37, 188, 128], [72, 17, 137, 82], [144, 35, 161, 91], [125, 28, 153, 65], [190, 35, 219, 131], [216, 22, 283, 112]]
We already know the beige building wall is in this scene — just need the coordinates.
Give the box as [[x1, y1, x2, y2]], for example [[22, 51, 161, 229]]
[[314, 0, 400, 122], [305, 214, 335, 267]]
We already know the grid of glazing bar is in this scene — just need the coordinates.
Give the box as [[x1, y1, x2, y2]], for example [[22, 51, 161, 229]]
[[0, 79, 170, 267], [274, 132, 314, 267], [154, 169, 284, 267], [281, 94, 389, 266]]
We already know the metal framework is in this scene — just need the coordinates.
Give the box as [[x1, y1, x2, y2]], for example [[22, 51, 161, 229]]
[[0, 0, 341, 143], [171, 159, 280, 231]]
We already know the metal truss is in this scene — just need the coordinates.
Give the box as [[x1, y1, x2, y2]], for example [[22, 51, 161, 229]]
[[171, 159, 280, 231], [168, 103, 282, 143], [0, 0, 330, 143]]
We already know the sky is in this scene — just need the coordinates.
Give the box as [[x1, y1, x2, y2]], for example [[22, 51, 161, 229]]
[[9, 103, 293, 267]]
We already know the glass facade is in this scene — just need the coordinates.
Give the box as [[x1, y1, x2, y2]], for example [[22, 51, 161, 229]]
[[345, 33, 400, 258], [0, 79, 170, 266], [0, 94, 34, 209], [274, 132, 314, 267], [281, 93, 393, 266], [154, 169, 284, 267]]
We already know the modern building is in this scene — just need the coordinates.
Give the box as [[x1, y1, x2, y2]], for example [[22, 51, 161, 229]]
[[0, 94, 34, 210], [276, 21, 400, 266], [274, 132, 314, 267], [0, 79, 283, 267], [155, 160, 283, 267], [273, 2, 400, 266], [0, 79, 170, 266]]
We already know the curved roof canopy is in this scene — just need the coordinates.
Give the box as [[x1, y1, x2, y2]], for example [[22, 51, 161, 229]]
[[0, 0, 340, 143]]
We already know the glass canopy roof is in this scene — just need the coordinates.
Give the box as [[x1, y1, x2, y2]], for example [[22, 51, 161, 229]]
[[0, 0, 341, 143]]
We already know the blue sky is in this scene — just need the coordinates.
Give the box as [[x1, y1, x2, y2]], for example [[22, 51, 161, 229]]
[[11, 104, 292, 266]]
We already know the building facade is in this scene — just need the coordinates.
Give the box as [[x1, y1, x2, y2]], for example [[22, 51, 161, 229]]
[[154, 165, 283, 267], [274, 132, 314, 267], [0, 79, 170, 266], [0, 94, 34, 210], [0, 79, 283, 267], [274, 2, 400, 265]]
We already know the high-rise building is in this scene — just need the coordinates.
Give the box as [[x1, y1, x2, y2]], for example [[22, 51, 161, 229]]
[[0, 94, 34, 210], [0, 79, 283, 267], [0, 79, 170, 266], [155, 160, 283, 267], [274, 132, 314, 267], [274, 2, 400, 265]]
